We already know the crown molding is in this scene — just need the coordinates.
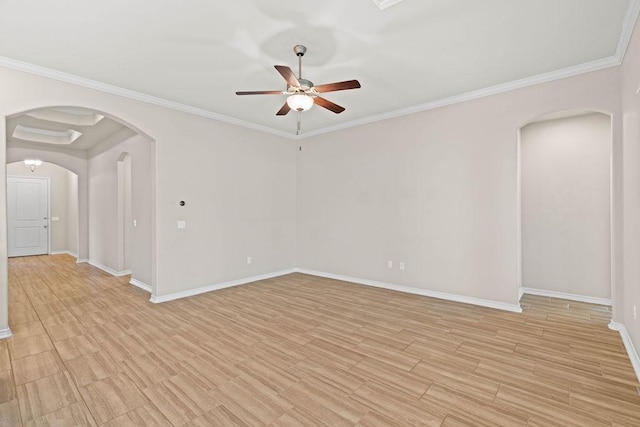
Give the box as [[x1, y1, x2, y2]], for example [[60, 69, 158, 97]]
[[616, 0, 640, 61], [296, 55, 622, 140], [0, 56, 295, 140], [0, 0, 638, 141]]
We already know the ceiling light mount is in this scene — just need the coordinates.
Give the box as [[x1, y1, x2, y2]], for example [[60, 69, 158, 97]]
[[24, 159, 42, 172], [293, 45, 307, 57]]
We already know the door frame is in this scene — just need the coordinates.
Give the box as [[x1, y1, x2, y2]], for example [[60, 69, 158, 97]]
[[7, 175, 51, 256]]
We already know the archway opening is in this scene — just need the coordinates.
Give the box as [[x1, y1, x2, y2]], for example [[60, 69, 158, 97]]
[[518, 110, 613, 304], [4, 106, 156, 292]]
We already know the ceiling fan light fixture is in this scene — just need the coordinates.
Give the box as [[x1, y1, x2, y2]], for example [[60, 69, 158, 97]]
[[287, 94, 314, 112]]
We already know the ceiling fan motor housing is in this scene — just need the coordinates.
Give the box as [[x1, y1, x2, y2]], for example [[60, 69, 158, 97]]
[[235, 43, 360, 120], [296, 79, 314, 91]]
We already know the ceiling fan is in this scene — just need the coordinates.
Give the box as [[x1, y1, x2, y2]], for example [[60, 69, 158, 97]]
[[235, 45, 361, 133]]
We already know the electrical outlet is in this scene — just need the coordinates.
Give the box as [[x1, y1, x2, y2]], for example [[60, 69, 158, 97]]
[[399, 262, 405, 271], [133, 219, 137, 227], [387, 261, 393, 269], [247, 256, 252, 264], [177, 220, 186, 229]]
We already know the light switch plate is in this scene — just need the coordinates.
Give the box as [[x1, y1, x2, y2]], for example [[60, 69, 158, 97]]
[[51, 217, 60, 222], [177, 220, 186, 229]]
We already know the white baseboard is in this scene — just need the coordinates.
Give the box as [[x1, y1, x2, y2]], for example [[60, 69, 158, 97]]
[[0, 328, 12, 340], [518, 287, 524, 300], [296, 268, 523, 313], [609, 320, 640, 383], [87, 260, 131, 277], [522, 287, 612, 306], [76, 259, 88, 264], [49, 250, 78, 258], [150, 268, 296, 304], [130, 278, 152, 293]]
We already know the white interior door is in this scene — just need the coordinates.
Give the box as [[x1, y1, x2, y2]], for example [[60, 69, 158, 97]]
[[7, 176, 49, 257]]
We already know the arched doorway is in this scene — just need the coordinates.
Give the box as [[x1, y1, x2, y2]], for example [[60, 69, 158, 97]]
[[4, 106, 156, 292], [517, 110, 613, 304]]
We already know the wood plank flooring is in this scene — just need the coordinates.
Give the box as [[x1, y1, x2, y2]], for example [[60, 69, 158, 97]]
[[1, 254, 639, 425]]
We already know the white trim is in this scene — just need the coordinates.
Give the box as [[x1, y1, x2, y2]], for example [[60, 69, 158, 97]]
[[608, 321, 640, 383], [87, 260, 130, 277], [0, 0, 637, 141], [296, 268, 522, 313], [49, 250, 78, 257], [518, 287, 524, 300], [47, 177, 51, 255], [0, 56, 294, 140], [0, 328, 12, 340], [76, 258, 88, 264], [150, 269, 296, 304], [521, 287, 612, 306], [298, 56, 621, 139], [129, 278, 152, 293], [616, 0, 640, 61]]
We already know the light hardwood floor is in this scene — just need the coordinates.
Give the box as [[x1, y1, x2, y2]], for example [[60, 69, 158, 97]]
[[1, 254, 639, 426]]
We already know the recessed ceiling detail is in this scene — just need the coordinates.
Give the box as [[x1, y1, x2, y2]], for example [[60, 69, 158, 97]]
[[27, 108, 105, 126], [7, 107, 136, 152], [13, 124, 82, 145]]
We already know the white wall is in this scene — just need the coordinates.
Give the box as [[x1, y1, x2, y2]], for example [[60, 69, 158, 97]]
[[89, 135, 152, 283], [621, 15, 640, 365], [297, 68, 622, 307], [123, 154, 132, 271], [6, 161, 79, 255], [0, 32, 628, 333], [67, 172, 78, 255], [520, 113, 611, 299]]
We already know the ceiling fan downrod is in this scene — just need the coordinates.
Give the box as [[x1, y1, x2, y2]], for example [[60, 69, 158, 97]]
[[294, 45, 306, 79]]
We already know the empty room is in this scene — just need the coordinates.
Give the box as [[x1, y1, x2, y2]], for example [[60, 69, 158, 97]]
[[0, 0, 640, 425]]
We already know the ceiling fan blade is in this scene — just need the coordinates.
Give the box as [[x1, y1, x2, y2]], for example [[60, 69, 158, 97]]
[[276, 102, 291, 116], [235, 90, 283, 95], [274, 65, 300, 88], [314, 97, 346, 114], [314, 80, 361, 93]]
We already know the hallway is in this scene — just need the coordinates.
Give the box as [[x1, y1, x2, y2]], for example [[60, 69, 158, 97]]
[[0, 255, 639, 425]]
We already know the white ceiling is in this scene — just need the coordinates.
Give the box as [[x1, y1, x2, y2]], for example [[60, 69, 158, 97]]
[[0, 0, 636, 137]]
